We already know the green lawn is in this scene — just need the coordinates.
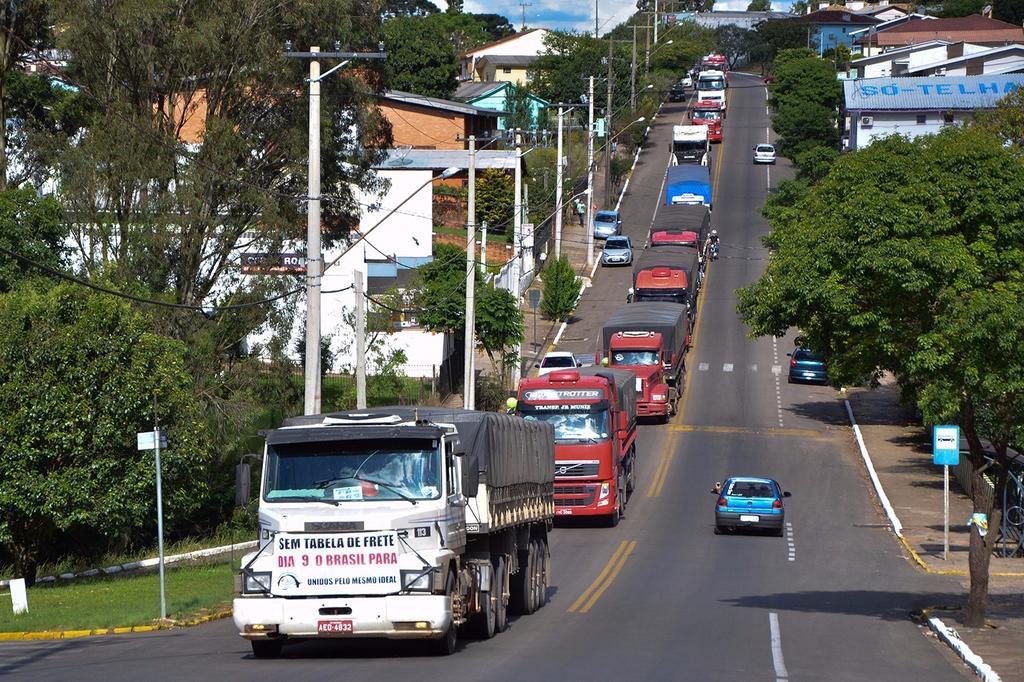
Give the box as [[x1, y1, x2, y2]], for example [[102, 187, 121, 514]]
[[0, 561, 236, 632]]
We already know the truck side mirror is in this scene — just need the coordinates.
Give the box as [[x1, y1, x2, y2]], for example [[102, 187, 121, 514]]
[[461, 451, 480, 498], [235, 462, 251, 508]]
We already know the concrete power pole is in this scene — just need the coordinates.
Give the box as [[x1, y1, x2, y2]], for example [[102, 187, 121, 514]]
[[303, 48, 323, 415], [604, 38, 614, 206], [555, 106, 565, 259], [354, 270, 366, 409], [463, 136, 477, 410], [631, 26, 638, 112], [654, 0, 659, 45], [585, 76, 596, 268], [645, 13, 651, 74], [594, 0, 599, 38]]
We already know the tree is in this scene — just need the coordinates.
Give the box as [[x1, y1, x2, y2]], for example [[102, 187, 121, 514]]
[[737, 128, 1024, 628], [470, 13, 516, 41], [0, 283, 212, 584], [540, 255, 580, 321], [447, 0, 463, 12], [530, 32, 632, 116], [383, 14, 459, 98], [753, 20, 810, 68], [476, 169, 515, 235], [0, 187, 65, 292], [505, 84, 536, 131], [414, 242, 472, 334], [789, 0, 809, 14], [978, 86, 1024, 149], [429, 12, 492, 56], [747, 0, 772, 10], [768, 50, 841, 157], [716, 25, 757, 69], [382, 0, 440, 18], [476, 285, 524, 387], [940, 0, 986, 16], [993, 0, 1024, 24]]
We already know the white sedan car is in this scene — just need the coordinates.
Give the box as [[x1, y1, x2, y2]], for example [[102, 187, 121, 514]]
[[753, 143, 777, 164], [536, 352, 580, 376]]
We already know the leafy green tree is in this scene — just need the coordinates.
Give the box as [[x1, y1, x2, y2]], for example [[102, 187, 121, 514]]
[[447, 0, 463, 12], [979, 86, 1024, 149], [0, 283, 212, 584], [383, 14, 459, 98], [716, 25, 757, 69], [530, 32, 632, 114], [747, 0, 771, 11], [414, 241, 472, 334], [939, 0, 986, 16], [769, 50, 840, 157], [429, 11, 492, 56], [993, 0, 1024, 23], [540, 255, 580, 321], [477, 168, 515, 235], [789, 0, 809, 14], [382, 0, 439, 18], [0, 186, 65, 292], [753, 21, 810, 68], [505, 84, 536, 131], [470, 13, 516, 41], [476, 285, 524, 387], [737, 127, 1024, 628], [651, 22, 717, 73]]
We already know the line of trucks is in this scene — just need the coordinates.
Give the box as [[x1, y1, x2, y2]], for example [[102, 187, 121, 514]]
[[232, 72, 719, 659]]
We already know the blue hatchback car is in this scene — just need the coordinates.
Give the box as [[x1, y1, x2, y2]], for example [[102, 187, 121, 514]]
[[713, 477, 790, 536], [787, 347, 828, 384]]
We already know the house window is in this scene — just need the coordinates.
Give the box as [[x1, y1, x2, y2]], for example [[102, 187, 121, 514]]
[[502, 67, 512, 74], [916, 114, 927, 125], [943, 112, 955, 125]]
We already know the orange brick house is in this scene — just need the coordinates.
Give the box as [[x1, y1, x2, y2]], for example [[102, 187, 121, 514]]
[[375, 90, 503, 150]]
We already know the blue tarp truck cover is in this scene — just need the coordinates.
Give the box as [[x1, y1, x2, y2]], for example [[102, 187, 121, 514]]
[[664, 165, 712, 207]]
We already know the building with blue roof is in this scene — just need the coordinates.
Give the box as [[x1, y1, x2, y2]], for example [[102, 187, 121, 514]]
[[842, 74, 1024, 149]]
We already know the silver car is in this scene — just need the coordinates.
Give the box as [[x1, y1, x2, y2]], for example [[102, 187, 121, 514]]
[[601, 235, 633, 266], [592, 210, 622, 239]]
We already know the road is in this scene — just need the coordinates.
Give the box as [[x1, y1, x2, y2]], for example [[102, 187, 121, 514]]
[[0, 74, 970, 681]]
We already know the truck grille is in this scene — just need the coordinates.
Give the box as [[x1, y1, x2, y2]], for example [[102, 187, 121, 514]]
[[555, 462, 600, 478], [555, 485, 597, 506]]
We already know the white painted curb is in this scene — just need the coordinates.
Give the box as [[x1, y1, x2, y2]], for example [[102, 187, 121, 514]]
[[927, 615, 1003, 682], [0, 540, 258, 589], [844, 399, 904, 537]]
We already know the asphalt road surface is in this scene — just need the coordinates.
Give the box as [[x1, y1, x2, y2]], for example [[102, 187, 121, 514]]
[[0, 74, 971, 681]]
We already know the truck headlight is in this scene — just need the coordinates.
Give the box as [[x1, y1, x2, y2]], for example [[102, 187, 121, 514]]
[[652, 392, 668, 402], [598, 482, 610, 501], [401, 569, 433, 592], [241, 571, 272, 595]]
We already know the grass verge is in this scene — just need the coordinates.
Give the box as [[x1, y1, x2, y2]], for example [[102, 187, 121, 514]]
[[0, 561, 235, 633]]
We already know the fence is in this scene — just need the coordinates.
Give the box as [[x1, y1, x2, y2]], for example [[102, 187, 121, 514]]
[[952, 439, 1024, 558]]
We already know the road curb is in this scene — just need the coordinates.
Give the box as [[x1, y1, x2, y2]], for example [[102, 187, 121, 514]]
[[0, 609, 233, 641], [922, 608, 1003, 682]]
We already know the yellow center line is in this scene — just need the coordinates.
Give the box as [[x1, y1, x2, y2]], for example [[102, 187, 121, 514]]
[[577, 540, 638, 614], [567, 540, 628, 613], [669, 424, 832, 439], [646, 449, 672, 497]]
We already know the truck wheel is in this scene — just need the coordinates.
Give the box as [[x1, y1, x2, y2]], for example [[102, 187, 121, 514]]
[[531, 538, 548, 609], [467, 562, 497, 639], [430, 572, 459, 655], [606, 481, 623, 527], [494, 556, 509, 632], [250, 639, 283, 659], [510, 544, 536, 616], [537, 538, 550, 609]]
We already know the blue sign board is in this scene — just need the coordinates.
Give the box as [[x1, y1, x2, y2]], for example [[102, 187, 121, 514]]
[[932, 425, 960, 466]]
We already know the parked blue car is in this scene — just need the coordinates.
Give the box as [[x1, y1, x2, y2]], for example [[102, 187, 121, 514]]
[[713, 477, 790, 536], [787, 347, 828, 384], [592, 210, 622, 239]]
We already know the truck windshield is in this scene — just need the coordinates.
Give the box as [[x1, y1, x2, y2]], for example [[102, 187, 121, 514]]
[[693, 111, 721, 121], [637, 291, 688, 304], [698, 76, 724, 90], [524, 410, 610, 443], [673, 140, 706, 155], [611, 351, 660, 366], [264, 438, 442, 503]]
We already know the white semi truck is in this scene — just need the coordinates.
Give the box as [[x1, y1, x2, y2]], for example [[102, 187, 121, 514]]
[[696, 70, 726, 111], [233, 407, 555, 657], [671, 125, 710, 166]]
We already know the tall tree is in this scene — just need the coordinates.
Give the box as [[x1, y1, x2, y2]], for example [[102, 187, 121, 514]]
[[716, 25, 757, 69], [738, 127, 1024, 628], [747, 0, 772, 11], [0, 282, 213, 583], [382, 0, 439, 18], [476, 285, 524, 388], [471, 13, 516, 41], [768, 50, 840, 156], [0, 0, 54, 189], [383, 14, 459, 97], [993, 0, 1024, 24], [0, 186, 65, 292]]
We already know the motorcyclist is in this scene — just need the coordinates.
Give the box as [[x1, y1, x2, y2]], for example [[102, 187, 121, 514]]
[[708, 229, 720, 261]]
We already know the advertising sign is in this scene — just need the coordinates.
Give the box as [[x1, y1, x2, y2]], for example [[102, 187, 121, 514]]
[[271, 531, 401, 597]]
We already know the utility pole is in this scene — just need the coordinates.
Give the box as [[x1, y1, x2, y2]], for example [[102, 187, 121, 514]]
[[304, 48, 322, 416], [631, 26, 638, 112], [645, 13, 651, 74], [594, 0, 599, 38], [585, 76, 596, 268], [463, 136, 477, 410], [518, 1, 532, 30], [354, 270, 366, 409], [286, 43, 385, 416], [654, 0, 659, 45], [555, 106, 565, 259], [604, 39, 614, 206], [512, 135, 524, 387]]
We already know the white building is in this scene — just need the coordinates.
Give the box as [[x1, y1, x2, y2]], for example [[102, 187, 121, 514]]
[[843, 74, 1024, 149], [850, 40, 986, 77], [907, 43, 1024, 76], [460, 28, 550, 82]]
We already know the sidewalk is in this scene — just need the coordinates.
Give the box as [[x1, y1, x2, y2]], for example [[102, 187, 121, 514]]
[[846, 378, 1024, 680]]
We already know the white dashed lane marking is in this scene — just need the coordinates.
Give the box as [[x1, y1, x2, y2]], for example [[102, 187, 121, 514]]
[[786, 522, 795, 562], [723, 363, 734, 372], [699, 362, 709, 371]]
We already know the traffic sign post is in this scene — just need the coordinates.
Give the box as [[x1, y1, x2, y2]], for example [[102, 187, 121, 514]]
[[933, 425, 960, 560], [138, 427, 168, 618]]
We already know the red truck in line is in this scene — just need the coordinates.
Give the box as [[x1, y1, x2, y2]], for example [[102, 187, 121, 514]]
[[629, 246, 701, 318], [691, 100, 723, 142], [515, 366, 638, 527], [599, 303, 690, 422]]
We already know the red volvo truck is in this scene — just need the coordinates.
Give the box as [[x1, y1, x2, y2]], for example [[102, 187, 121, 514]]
[[691, 100, 723, 142], [515, 367, 638, 527], [599, 303, 690, 422]]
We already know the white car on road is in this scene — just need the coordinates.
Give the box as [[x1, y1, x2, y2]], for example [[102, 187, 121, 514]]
[[536, 352, 581, 376], [753, 143, 777, 164]]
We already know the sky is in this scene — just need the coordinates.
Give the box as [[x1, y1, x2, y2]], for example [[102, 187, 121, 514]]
[[430, 1, 787, 33]]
